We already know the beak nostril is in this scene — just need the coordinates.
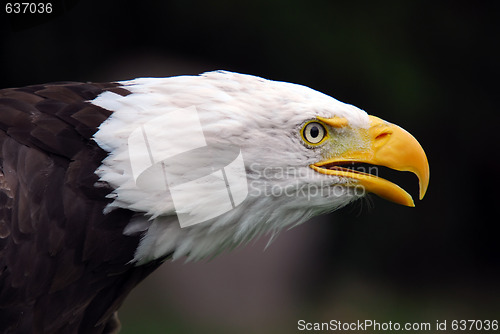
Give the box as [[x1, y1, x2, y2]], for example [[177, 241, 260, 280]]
[[375, 132, 391, 141]]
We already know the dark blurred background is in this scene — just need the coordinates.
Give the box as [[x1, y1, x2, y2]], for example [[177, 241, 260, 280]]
[[1, 1, 499, 333]]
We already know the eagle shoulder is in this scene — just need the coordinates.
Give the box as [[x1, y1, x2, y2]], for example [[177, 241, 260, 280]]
[[0, 82, 158, 333]]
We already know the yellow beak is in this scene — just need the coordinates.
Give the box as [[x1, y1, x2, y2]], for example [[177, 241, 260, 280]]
[[310, 116, 430, 207]]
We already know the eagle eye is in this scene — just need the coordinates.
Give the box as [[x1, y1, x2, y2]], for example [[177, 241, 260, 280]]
[[302, 121, 327, 145]]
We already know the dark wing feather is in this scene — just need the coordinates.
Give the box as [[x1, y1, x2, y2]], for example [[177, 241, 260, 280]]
[[0, 82, 162, 334]]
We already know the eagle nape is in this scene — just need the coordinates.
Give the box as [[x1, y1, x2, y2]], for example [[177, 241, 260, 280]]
[[0, 71, 429, 333]]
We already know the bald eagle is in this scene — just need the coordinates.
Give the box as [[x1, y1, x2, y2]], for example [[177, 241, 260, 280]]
[[0, 71, 429, 333]]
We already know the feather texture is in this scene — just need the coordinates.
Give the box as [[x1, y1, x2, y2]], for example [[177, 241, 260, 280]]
[[92, 71, 368, 263], [0, 71, 371, 333], [0, 82, 164, 333]]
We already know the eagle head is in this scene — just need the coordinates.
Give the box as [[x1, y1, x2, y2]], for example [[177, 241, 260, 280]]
[[92, 71, 429, 263]]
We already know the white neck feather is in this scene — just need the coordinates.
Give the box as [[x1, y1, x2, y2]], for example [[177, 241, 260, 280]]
[[91, 71, 368, 263]]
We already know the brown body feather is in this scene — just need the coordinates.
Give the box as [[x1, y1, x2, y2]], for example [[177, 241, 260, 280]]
[[0, 83, 163, 333]]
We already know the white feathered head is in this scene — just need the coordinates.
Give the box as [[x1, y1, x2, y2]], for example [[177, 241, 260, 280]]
[[92, 71, 429, 263]]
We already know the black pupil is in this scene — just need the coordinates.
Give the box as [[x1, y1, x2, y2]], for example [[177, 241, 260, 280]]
[[310, 125, 319, 138]]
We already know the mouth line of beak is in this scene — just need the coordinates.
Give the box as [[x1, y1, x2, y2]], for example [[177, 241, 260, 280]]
[[310, 160, 417, 207], [308, 115, 429, 207], [314, 161, 379, 176]]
